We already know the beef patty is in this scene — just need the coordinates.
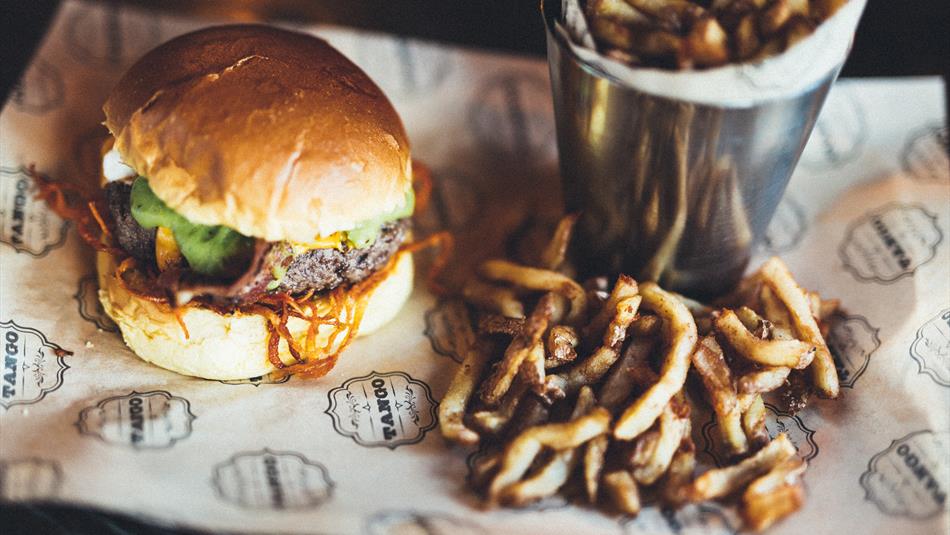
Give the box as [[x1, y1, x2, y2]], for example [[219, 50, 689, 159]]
[[105, 181, 409, 303]]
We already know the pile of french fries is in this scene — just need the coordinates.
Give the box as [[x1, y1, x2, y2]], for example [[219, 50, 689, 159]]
[[585, 0, 849, 69], [439, 216, 841, 532]]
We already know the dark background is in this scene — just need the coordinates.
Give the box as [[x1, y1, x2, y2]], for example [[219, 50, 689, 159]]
[[0, 0, 947, 533]]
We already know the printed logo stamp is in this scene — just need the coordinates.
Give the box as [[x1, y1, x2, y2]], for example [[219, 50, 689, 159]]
[[761, 195, 807, 254], [839, 203, 942, 284], [65, 3, 162, 68], [0, 458, 63, 500], [424, 300, 471, 364], [74, 275, 118, 332], [326, 371, 438, 449], [1, 320, 70, 410], [212, 449, 333, 510], [910, 309, 950, 387], [469, 72, 555, 160], [800, 87, 867, 169], [76, 390, 195, 449], [0, 167, 69, 257], [700, 403, 818, 467], [902, 124, 949, 182], [218, 373, 292, 387], [10, 60, 65, 115], [860, 430, 949, 519], [623, 504, 737, 535], [364, 510, 486, 535], [827, 313, 881, 388]]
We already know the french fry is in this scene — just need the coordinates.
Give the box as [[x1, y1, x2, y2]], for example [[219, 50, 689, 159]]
[[463, 278, 525, 318], [588, 0, 652, 25], [584, 434, 609, 502], [471, 379, 529, 435], [734, 13, 761, 59], [519, 342, 547, 394], [479, 260, 589, 323], [691, 335, 748, 455], [584, 275, 639, 341], [469, 451, 501, 490], [498, 387, 597, 506], [603, 470, 641, 515], [599, 337, 657, 410], [737, 366, 791, 394], [539, 214, 579, 271], [631, 394, 691, 484], [734, 306, 771, 338], [760, 286, 795, 340], [487, 407, 612, 504], [589, 16, 637, 51], [757, 0, 793, 36], [760, 258, 839, 398], [742, 395, 771, 449], [616, 283, 698, 440], [629, 314, 661, 337], [660, 437, 696, 506], [684, 16, 729, 67], [687, 433, 796, 501], [481, 294, 555, 405], [741, 458, 807, 532], [439, 303, 490, 446], [478, 314, 524, 336], [715, 309, 814, 368], [545, 325, 579, 369]]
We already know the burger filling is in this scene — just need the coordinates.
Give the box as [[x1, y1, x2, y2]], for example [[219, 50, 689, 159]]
[[104, 177, 412, 305]]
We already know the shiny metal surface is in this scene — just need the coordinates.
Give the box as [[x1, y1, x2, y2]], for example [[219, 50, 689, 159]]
[[542, 0, 842, 297]]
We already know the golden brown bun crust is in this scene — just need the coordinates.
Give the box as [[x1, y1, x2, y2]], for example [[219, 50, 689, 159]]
[[103, 25, 411, 242], [97, 250, 414, 380]]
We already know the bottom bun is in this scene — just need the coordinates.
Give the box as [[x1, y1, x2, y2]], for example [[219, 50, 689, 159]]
[[97, 250, 413, 380]]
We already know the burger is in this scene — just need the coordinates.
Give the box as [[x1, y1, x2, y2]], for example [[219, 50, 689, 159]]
[[94, 25, 416, 380]]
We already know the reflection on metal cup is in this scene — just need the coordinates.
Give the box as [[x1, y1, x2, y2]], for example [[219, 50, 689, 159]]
[[542, 0, 844, 297]]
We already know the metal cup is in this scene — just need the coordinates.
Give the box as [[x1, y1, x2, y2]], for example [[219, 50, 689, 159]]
[[543, 0, 846, 297]]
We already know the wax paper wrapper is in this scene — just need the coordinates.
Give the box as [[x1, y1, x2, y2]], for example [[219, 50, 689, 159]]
[[1, 1, 948, 534]]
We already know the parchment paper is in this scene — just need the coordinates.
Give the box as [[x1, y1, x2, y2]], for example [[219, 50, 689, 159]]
[[1, 1, 948, 534]]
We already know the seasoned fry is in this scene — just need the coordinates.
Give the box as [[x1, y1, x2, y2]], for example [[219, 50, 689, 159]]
[[631, 394, 691, 484], [741, 458, 807, 532], [715, 309, 814, 368], [477, 314, 524, 336], [629, 314, 661, 337], [487, 407, 611, 504], [471, 379, 528, 435], [734, 306, 771, 338], [539, 214, 579, 271], [588, 0, 652, 25], [661, 437, 696, 506], [742, 395, 770, 449], [603, 469, 641, 514], [615, 282, 698, 440], [545, 325, 579, 368], [584, 275, 639, 341], [692, 335, 748, 455], [584, 434, 609, 502], [439, 303, 490, 446], [737, 366, 791, 394], [687, 433, 796, 501], [760, 257, 839, 398], [481, 294, 555, 406], [498, 387, 597, 506], [760, 285, 795, 340], [519, 342, 547, 394], [479, 260, 588, 323], [463, 278, 525, 318], [684, 16, 729, 67], [599, 337, 657, 410]]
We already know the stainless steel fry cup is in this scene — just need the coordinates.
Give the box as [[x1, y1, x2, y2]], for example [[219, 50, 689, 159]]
[[543, 0, 853, 297]]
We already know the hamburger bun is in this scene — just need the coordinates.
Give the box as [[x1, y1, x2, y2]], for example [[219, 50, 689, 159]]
[[97, 250, 414, 380], [103, 25, 412, 243]]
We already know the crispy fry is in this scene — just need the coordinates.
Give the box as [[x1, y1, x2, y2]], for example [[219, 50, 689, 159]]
[[481, 294, 555, 406], [691, 335, 748, 455], [439, 304, 490, 446], [615, 283, 698, 440], [463, 278, 525, 318], [520, 342, 547, 395], [498, 387, 597, 506], [715, 309, 814, 368], [471, 379, 529, 435], [742, 395, 770, 449], [599, 337, 657, 410], [741, 458, 806, 532], [539, 214, 579, 271], [760, 286, 795, 340], [479, 260, 588, 323], [687, 433, 796, 501], [632, 394, 691, 484], [545, 325, 579, 369], [684, 16, 729, 67], [629, 314, 661, 337], [737, 366, 791, 394], [584, 434, 609, 502], [603, 470, 641, 515], [661, 437, 696, 506], [760, 258, 839, 398], [487, 407, 612, 504], [584, 275, 639, 341], [735, 306, 771, 338], [478, 314, 525, 336], [734, 13, 761, 59], [588, 0, 652, 24]]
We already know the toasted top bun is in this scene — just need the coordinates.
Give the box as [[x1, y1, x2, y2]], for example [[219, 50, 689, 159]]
[[103, 25, 411, 243]]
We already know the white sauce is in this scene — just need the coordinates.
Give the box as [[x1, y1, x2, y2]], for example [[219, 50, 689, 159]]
[[102, 145, 136, 182]]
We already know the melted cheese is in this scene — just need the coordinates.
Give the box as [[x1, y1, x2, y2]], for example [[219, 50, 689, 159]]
[[292, 232, 347, 252], [155, 226, 182, 271]]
